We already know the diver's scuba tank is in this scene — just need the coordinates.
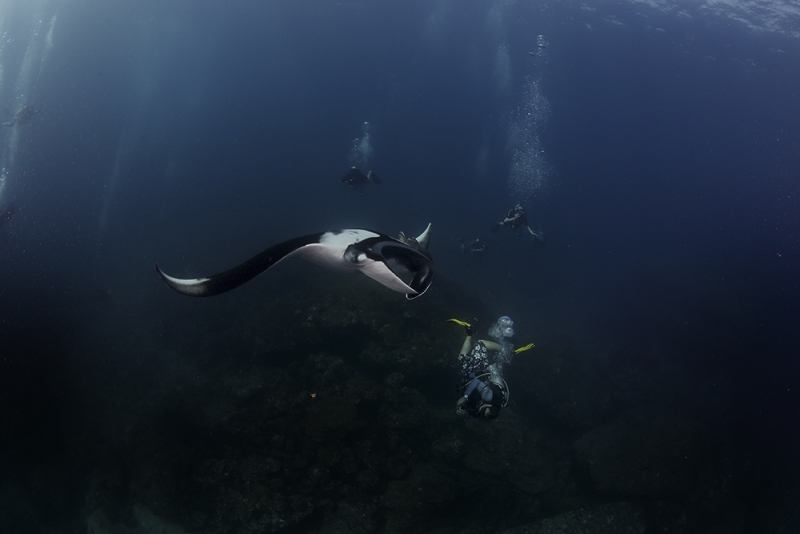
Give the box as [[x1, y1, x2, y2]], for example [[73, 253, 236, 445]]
[[486, 364, 509, 408]]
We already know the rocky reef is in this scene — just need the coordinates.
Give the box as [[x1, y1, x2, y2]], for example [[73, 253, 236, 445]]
[[4, 267, 767, 533]]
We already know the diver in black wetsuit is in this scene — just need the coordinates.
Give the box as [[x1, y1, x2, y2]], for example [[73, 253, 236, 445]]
[[491, 204, 543, 241], [340, 167, 381, 192], [2, 106, 39, 127], [0, 197, 17, 228], [461, 238, 486, 255]]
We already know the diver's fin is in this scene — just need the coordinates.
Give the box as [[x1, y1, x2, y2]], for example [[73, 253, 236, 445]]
[[367, 170, 382, 184], [415, 223, 432, 250], [514, 343, 535, 354]]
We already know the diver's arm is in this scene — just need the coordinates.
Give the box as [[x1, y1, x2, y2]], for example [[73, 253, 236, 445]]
[[525, 226, 544, 241], [480, 340, 503, 352], [492, 217, 513, 232], [459, 336, 473, 356]]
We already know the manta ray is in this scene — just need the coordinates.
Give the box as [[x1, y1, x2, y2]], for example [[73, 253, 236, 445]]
[[156, 224, 434, 300]]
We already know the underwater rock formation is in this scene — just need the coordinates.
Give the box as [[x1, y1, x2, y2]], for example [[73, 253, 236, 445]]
[[29, 266, 748, 533]]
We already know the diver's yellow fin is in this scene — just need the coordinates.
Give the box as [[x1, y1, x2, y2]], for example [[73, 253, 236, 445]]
[[514, 343, 535, 354]]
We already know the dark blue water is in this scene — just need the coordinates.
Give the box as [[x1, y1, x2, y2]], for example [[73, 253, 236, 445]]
[[1, 0, 799, 531]]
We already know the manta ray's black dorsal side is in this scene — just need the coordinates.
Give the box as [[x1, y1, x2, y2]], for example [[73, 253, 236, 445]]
[[155, 232, 325, 297]]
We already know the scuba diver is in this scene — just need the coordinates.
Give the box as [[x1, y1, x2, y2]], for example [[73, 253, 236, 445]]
[[0, 196, 18, 246], [459, 238, 486, 266], [491, 204, 544, 242], [446, 316, 535, 420], [0, 196, 18, 228], [340, 166, 381, 192], [2, 105, 39, 127], [460, 238, 486, 255]]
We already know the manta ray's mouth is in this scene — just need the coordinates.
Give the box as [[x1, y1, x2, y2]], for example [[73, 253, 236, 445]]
[[367, 241, 435, 300]]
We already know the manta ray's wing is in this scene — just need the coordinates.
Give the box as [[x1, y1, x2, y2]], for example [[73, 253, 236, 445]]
[[156, 229, 435, 299], [156, 233, 325, 297], [357, 260, 417, 295]]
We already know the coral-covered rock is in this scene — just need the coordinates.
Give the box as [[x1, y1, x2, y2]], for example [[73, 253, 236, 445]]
[[303, 394, 362, 440], [497, 502, 646, 534], [381, 464, 458, 529], [574, 409, 716, 497]]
